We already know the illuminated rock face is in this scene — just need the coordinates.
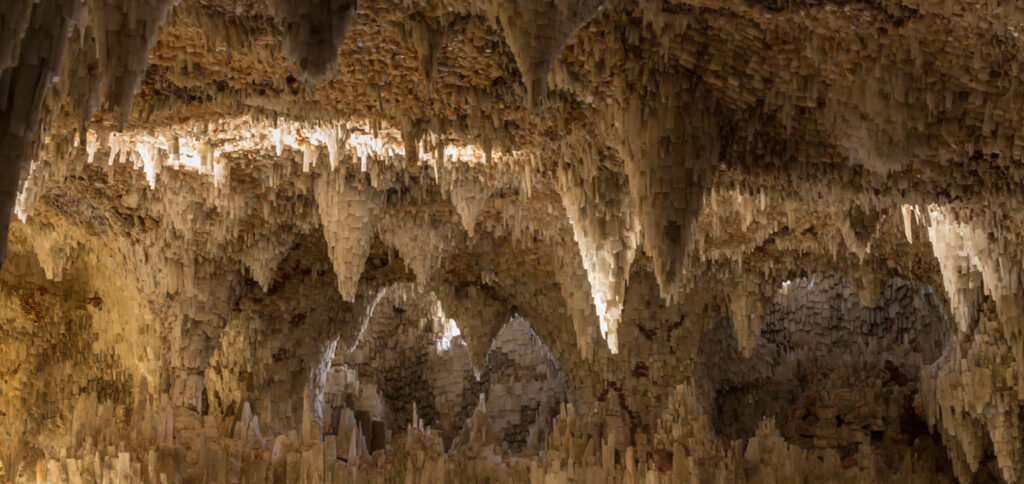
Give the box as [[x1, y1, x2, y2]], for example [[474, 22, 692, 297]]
[[3, 0, 1024, 482]]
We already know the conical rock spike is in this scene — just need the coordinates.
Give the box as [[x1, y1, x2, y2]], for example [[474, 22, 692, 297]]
[[314, 169, 382, 301], [265, 0, 358, 82], [485, 0, 607, 108]]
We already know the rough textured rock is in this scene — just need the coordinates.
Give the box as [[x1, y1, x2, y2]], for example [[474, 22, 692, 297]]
[[264, 0, 358, 82], [2, 0, 1024, 482]]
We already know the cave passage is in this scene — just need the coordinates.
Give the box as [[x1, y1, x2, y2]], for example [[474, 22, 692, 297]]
[[2, 0, 1024, 482]]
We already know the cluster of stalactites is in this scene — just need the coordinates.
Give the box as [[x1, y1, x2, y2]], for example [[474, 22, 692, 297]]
[[9, 105, 511, 255], [906, 204, 1024, 483], [1, 0, 177, 271]]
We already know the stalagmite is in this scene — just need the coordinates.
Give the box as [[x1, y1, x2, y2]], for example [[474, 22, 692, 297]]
[[452, 394, 506, 455]]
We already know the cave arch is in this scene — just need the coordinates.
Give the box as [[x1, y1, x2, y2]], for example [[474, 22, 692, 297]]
[[324, 282, 571, 452], [698, 273, 955, 473]]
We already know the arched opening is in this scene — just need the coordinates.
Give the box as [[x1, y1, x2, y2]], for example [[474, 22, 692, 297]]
[[699, 273, 954, 473], [478, 315, 568, 452], [319, 283, 570, 453]]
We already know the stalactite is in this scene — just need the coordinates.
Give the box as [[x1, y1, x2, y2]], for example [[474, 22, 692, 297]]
[[554, 238, 600, 359], [238, 231, 296, 291], [483, 0, 606, 108], [400, 117, 428, 168], [726, 281, 767, 357], [324, 123, 348, 171], [443, 167, 492, 237], [25, 223, 80, 282], [65, 22, 103, 146], [436, 284, 509, 375], [557, 166, 638, 353], [378, 212, 465, 285], [405, 14, 451, 88], [314, 169, 382, 301], [264, 0, 358, 82], [0, 1, 34, 70], [89, 0, 178, 130], [0, 0, 81, 271], [616, 94, 719, 302]]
